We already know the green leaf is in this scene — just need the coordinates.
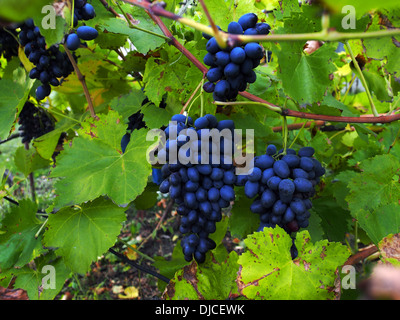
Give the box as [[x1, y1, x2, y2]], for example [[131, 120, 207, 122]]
[[7, 252, 71, 300], [0, 0, 52, 22], [164, 251, 239, 300], [356, 204, 400, 245], [0, 78, 33, 140], [312, 185, 352, 242], [32, 116, 77, 160], [99, 6, 166, 54], [141, 103, 172, 129], [229, 189, 260, 238], [321, 0, 400, 17], [143, 56, 184, 106], [133, 182, 158, 210], [13, 146, 51, 177], [276, 44, 338, 104], [109, 89, 146, 121], [0, 200, 43, 269], [43, 197, 126, 274], [346, 154, 400, 215], [273, 13, 338, 104], [237, 227, 350, 299], [198, 0, 260, 31], [50, 111, 153, 208]]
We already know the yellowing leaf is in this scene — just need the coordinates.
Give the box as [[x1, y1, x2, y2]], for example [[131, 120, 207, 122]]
[[118, 286, 139, 299], [124, 245, 138, 261]]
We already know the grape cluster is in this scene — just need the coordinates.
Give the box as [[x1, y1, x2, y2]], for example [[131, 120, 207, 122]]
[[242, 144, 325, 233], [158, 114, 237, 263], [202, 13, 271, 102], [0, 26, 19, 60], [66, 0, 98, 51], [20, 19, 75, 101], [18, 101, 55, 144]]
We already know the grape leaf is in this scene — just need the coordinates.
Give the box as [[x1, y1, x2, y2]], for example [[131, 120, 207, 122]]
[[237, 227, 350, 299], [321, 0, 400, 17], [43, 197, 126, 274], [356, 204, 400, 246], [346, 154, 400, 215], [0, 78, 33, 140], [198, 0, 260, 31], [163, 251, 239, 300], [13, 146, 51, 177], [50, 111, 153, 208], [109, 89, 146, 121], [273, 14, 338, 104], [100, 8, 165, 54], [0, 200, 44, 269], [142, 56, 185, 106], [0, 0, 52, 22], [7, 252, 71, 300], [229, 189, 260, 238]]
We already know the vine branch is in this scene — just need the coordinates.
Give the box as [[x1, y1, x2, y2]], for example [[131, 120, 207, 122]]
[[108, 247, 170, 283], [63, 45, 98, 120], [0, 133, 21, 145], [344, 41, 378, 117]]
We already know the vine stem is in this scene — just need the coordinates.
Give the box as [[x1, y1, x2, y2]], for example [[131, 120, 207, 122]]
[[63, 45, 98, 120], [214, 100, 282, 113], [282, 116, 288, 154], [35, 218, 48, 239], [0, 133, 21, 145], [98, 0, 120, 16], [344, 41, 378, 117], [180, 78, 204, 114], [119, 0, 400, 124], [24, 142, 36, 202], [117, 238, 155, 263], [198, 0, 226, 49], [288, 121, 307, 148]]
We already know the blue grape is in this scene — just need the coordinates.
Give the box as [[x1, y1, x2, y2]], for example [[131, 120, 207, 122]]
[[214, 80, 230, 98], [224, 62, 240, 77], [215, 51, 231, 66], [76, 26, 98, 40], [255, 23, 271, 35], [206, 67, 223, 82], [244, 43, 264, 60], [206, 37, 220, 54], [238, 13, 258, 30], [64, 33, 80, 50], [227, 21, 243, 34], [230, 47, 246, 64]]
